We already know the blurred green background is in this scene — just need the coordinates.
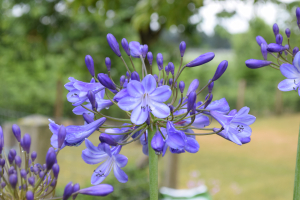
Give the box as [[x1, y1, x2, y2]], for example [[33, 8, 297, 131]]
[[1, 0, 300, 199]]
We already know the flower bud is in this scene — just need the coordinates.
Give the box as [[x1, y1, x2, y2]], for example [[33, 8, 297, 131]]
[[57, 125, 66, 149], [293, 47, 299, 57], [83, 113, 94, 124], [107, 34, 121, 57], [31, 151, 37, 162], [158, 79, 163, 87], [256, 36, 267, 46], [168, 104, 174, 113], [97, 73, 116, 90], [46, 151, 56, 171], [120, 75, 126, 88], [28, 176, 35, 186], [204, 94, 213, 108], [187, 79, 199, 96], [8, 166, 15, 175], [131, 71, 140, 81], [8, 149, 16, 164], [156, 53, 163, 70], [20, 169, 27, 179], [261, 43, 268, 60], [52, 163, 60, 179], [72, 183, 80, 200], [121, 38, 130, 56], [51, 178, 57, 187], [273, 23, 279, 36], [99, 133, 118, 146], [153, 74, 158, 83], [87, 91, 96, 109], [63, 182, 74, 200], [85, 55, 95, 77], [129, 41, 142, 58], [267, 43, 287, 52], [142, 44, 148, 58], [168, 78, 173, 86], [208, 80, 214, 93], [39, 171, 45, 178], [285, 28, 291, 38], [165, 65, 169, 76], [0, 127, 3, 154], [168, 62, 175, 76], [187, 91, 196, 112], [212, 60, 228, 81], [1, 182, 6, 188], [0, 159, 5, 167], [21, 134, 31, 154], [179, 81, 185, 93], [245, 59, 272, 69], [26, 191, 34, 200], [276, 34, 283, 45], [105, 57, 111, 72], [151, 131, 165, 153], [147, 52, 153, 65], [9, 174, 17, 188], [186, 52, 215, 67], [15, 156, 21, 168], [146, 110, 150, 126], [296, 7, 300, 26], [78, 184, 114, 196], [12, 124, 21, 142], [179, 41, 186, 57]]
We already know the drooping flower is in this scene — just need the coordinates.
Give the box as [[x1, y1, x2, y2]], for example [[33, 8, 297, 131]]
[[210, 107, 255, 145], [81, 139, 128, 185], [118, 74, 171, 125]]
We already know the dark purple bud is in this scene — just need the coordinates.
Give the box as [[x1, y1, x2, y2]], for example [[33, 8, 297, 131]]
[[156, 53, 163, 70], [105, 57, 111, 72], [85, 55, 95, 77], [276, 34, 283, 45], [52, 163, 60, 178], [58, 125, 67, 149], [131, 71, 140, 81], [51, 178, 56, 187], [0, 127, 3, 154], [72, 183, 80, 200], [187, 91, 196, 112], [12, 124, 21, 142], [151, 131, 165, 153], [15, 156, 22, 168], [179, 41, 186, 57], [31, 151, 37, 162], [293, 47, 299, 56], [208, 80, 214, 93], [78, 184, 114, 196], [8, 149, 16, 164], [146, 110, 150, 126], [168, 104, 174, 113], [147, 52, 153, 65], [205, 94, 213, 108], [187, 79, 199, 96], [8, 166, 15, 175], [261, 43, 268, 60], [97, 73, 116, 90], [26, 191, 34, 200], [28, 177, 35, 186], [121, 38, 130, 56], [32, 165, 39, 174], [46, 151, 56, 171], [273, 23, 279, 36], [245, 59, 272, 69], [63, 182, 74, 200], [126, 71, 130, 79], [1, 182, 6, 188], [174, 82, 177, 88], [212, 60, 228, 81], [296, 7, 300, 26], [20, 169, 27, 179], [165, 65, 169, 76], [83, 113, 94, 124], [179, 81, 185, 93], [87, 91, 96, 111], [142, 44, 148, 58], [9, 174, 17, 188], [285, 28, 291, 38], [168, 78, 173, 86], [256, 36, 267, 46], [190, 103, 196, 116], [120, 75, 126, 88], [158, 79, 163, 87], [106, 34, 121, 57], [42, 164, 46, 171], [186, 52, 215, 67], [0, 159, 5, 167], [168, 62, 175, 76], [39, 171, 44, 178], [153, 74, 158, 83], [21, 134, 31, 154], [267, 43, 287, 52], [99, 133, 118, 146]]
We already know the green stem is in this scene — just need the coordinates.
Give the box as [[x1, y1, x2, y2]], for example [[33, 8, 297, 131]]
[[148, 128, 158, 200], [293, 126, 300, 200]]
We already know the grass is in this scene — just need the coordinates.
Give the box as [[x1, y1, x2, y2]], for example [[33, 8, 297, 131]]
[[56, 113, 300, 200]]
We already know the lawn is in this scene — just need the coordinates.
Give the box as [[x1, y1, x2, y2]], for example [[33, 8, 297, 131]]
[[56, 114, 300, 200]]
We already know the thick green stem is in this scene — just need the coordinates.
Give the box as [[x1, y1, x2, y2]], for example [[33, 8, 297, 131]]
[[148, 128, 158, 200], [293, 126, 300, 200]]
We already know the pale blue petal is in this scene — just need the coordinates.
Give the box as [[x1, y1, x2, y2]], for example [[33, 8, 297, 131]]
[[192, 115, 211, 128], [278, 79, 297, 91], [184, 137, 200, 153], [293, 51, 300, 72], [113, 89, 129, 102], [113, 164, 128, 183], [82, 149, 108, 164], [113, 154, 128, 168], [127, 81, 144, 97], [98, 143, 112, 157], [236, 107, 250, 116], [91, 159, 112, 185], [210, 111, 233, 127], [73, 104, 92, 115], [129, 41, 142, 58], [232, 115, 256, 125], [118, 96, 141, 111], [280, 63, 300, 79], [166, 122, 186, 149], [85, 139, 104, 154], [149, 85, 172, 102], [228, 131, 242, 145], [131, 105, 148, 125], [205, 98, 230, 114], [149, 101, 170, 118], [142, 75, 157, 93]]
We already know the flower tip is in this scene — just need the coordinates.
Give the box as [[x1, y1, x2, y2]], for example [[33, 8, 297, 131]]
[[212, 60, 228, 81], [245, 59, 272, 69], [121, 38, 130, 56], [179, 41, 186, 57], [12, 124, 21, 142], [107, 33, 121, 57], [186, 52, 215, 67], [85, 55, 95, 77]]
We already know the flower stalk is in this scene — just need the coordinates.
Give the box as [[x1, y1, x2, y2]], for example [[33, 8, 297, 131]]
[[294, 126, 300, 200], [148, 128, 158, 200]]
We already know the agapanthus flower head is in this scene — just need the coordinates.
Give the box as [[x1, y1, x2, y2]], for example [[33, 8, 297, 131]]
[[179, 41, 186, 57], [31, 151, 37, 162], [85, 55, 95, 77], [121, 38, 130, 56], [105, 57, 111, 72], [151, 131, 165, 154], [186, 52, 215, 67], [26, 191, 34, 200], [107, 33, 121, 57], [165, 65, 170, 75], [9, 174, 17, 188]]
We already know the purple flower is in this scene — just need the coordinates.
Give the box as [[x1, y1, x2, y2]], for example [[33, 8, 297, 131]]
[[81, 139, 128, 185], [99, 124, 130, 146], [276, 34, 283, 45], [187, 79, 199, 96], [85, 55, 95, 77], [210, 107, 255, 145], [278, 52, 300, 95], [212, 60, 228, 81], [256, 36, 267, 46], [78, 184, 114, 196], [285, 28, 291, 38], [186, 52, 215, 67], [151, 131, 165, 153], [118, 75, 171, 125], [273, 23, 279, 36], [12, 124, 21, 142], [129, 41, 142, 58], [107, 34, 121, 57], [105, 57, 111, 71], [267, 43, 287, 52], [49, 117, 106, 148], [179, 81, 185, 93], [147, 52, 153, 65], [245, 59, 272, 69], [179, 41, 186, 57]]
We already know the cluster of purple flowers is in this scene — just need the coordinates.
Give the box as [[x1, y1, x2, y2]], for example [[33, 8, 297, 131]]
[[0, 125, 113, 200], [50, 32, 256, 193], [245, 7, 300, 96]]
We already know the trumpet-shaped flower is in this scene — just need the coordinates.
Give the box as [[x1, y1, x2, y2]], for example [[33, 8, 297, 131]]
[[118, 74, 171, 125], [81, 139, 128, 185]]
